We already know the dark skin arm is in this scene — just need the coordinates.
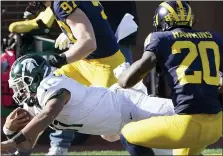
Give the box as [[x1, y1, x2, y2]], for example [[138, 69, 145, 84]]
[[0, 89, 71, 151], [118, 51, 157, 88], [21, 89, 70, 145]]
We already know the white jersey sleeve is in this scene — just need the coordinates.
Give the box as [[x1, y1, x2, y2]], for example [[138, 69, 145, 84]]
[[37, 73, 87, 108], [36, 73, 124, 135], [37, 74, 64, 107]]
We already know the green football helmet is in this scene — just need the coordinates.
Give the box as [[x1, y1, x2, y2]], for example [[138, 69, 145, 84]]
[[8, 54, 51, 106]]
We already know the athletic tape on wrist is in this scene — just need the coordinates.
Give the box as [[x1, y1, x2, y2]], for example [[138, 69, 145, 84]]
[[3, 126, 16, 135], [11, 131, 27, 144]]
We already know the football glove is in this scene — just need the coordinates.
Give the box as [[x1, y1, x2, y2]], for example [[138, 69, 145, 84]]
[[113, 62, 148, 95], [48, 53, 67, 68], [55, 33, 70, 50], [113, 62, 130, 79]]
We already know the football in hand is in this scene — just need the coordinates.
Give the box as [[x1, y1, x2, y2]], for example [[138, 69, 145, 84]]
[[6, 108, 32, 131]]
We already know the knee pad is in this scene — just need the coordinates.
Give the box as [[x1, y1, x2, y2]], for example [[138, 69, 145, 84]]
[[120, 134, 155, 156]]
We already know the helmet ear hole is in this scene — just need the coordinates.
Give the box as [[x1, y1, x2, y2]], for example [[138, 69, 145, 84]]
[[24, 77, 32, 85]]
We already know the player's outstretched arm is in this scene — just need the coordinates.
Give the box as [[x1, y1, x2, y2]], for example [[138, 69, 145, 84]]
[[20, 89, 70, 146], [1, 89, 70, 151], [63, 8, 96, 63], [118, 51, 156, 88]]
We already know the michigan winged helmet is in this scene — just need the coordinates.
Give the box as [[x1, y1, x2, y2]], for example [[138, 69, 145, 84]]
[[153, 1, 194, 31]]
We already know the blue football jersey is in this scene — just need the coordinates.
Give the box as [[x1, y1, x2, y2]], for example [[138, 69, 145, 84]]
[[144, 28, 223, 114], [52, 1, 119, 59]]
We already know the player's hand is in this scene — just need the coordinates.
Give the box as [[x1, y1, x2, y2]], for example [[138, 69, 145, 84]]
[[4, 108, 30, 132], [113, 62, 130, 79], [1, 139, 16, 151], [48, 53, 68, 68], [55, 33, 70, 50]]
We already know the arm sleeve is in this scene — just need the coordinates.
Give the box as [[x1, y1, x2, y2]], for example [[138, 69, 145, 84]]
[[37, 85, 64, 107], [144, 32, 160, 55], [37, 76, 72, 107], [53, 0, 80, 20]]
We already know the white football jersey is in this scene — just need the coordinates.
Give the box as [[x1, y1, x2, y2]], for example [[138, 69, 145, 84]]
[[33, 73, 175, 136], [109, 84, 175, 129], [23, 103, 41, 116], [36, 74, 123, 135]]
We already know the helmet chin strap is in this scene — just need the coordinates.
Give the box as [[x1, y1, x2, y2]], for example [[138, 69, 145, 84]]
[[26, 96, 37, 107], [26, 66, 51, 107]]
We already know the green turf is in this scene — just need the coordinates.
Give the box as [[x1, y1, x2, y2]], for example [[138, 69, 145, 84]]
[[202, 148, 222, 155], [32, 149, 222, 155]]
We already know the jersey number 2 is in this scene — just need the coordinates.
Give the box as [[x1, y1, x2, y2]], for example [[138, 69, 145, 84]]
[[172, 41, 220, 86]]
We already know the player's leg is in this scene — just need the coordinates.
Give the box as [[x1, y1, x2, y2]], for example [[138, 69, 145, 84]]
[[131, 95, 175, 156], [54, 62, 91, 86], [80, 50, 125, 87], [121, 112, 222, 155], [48, 130, 74, 155], [120, 134, 155, 156], [132, 95, 175, 121], [121, 135, 173, 156], [173, 146, 206, 155]]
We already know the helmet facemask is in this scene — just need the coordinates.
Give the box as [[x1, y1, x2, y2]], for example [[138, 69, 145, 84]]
[[9, 76, 34, 106], [153, 7, 172, 32]]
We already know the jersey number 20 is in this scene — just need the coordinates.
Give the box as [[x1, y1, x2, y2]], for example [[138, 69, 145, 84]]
[[172, 41, 220, 86]]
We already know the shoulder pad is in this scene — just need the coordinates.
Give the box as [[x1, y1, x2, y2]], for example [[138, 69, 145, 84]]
[[37, 74, 64, 107]]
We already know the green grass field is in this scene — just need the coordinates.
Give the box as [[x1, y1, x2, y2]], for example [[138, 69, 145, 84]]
[[32, 149, 222, 155]]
